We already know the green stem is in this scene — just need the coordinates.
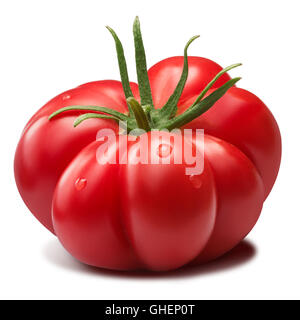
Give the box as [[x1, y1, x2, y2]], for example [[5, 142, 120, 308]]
[[127, 97, 151, 131], [162, 77, 241, 130], [189, 63, 242, 109], [74, 113, 119, 127], [159, 35, 200, 119], [106, 26, 134, 116], [48, 105, 129, 121], [133, 16, 154, 108]]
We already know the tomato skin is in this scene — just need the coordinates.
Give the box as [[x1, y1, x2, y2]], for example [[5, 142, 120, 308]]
[[192, 135, 265, 263], [180, 87, 281, 198], [120, 131, 217, 271], [53, 132, 217, 271], [52, 139, 142, 270], [149, 57, 281, 198], [14, 80, 139, 233], [14, 55, 281, 270], [52, 131, 265, 270]]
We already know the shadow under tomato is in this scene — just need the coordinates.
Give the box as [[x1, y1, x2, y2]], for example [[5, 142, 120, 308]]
[[43, 238, 257, 279]]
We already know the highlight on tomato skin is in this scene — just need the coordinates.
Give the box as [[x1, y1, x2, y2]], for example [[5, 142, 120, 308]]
[[14, 16, 281, 271]]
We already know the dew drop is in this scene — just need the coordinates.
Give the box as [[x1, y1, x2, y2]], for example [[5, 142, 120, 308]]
[[75, 178, 87, 191], [189, 174, 202, 189], [62, 94, 71, 101], [157, 143, 173, 158]]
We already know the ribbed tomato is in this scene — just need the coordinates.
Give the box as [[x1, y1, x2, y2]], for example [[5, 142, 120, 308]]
[[14, 17, 281, 271]]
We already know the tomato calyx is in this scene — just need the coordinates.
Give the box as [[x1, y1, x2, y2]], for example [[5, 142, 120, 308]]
[[49, 17, 242, 134]]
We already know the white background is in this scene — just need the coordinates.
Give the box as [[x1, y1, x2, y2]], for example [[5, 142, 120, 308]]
[[0, 0, 299, 300]]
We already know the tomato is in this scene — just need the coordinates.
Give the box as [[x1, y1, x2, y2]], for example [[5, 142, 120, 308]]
[[14, 17, 281, 271]]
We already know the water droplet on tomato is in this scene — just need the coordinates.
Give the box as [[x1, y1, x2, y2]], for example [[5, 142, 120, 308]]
[[157, 143, 173, 158], [75, 178, 87, 191], [189, 174, 202, 189], [62, 94, 71, 101]]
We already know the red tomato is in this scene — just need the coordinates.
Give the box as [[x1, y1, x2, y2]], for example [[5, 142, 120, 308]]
[[14, 19, 281, 271]]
